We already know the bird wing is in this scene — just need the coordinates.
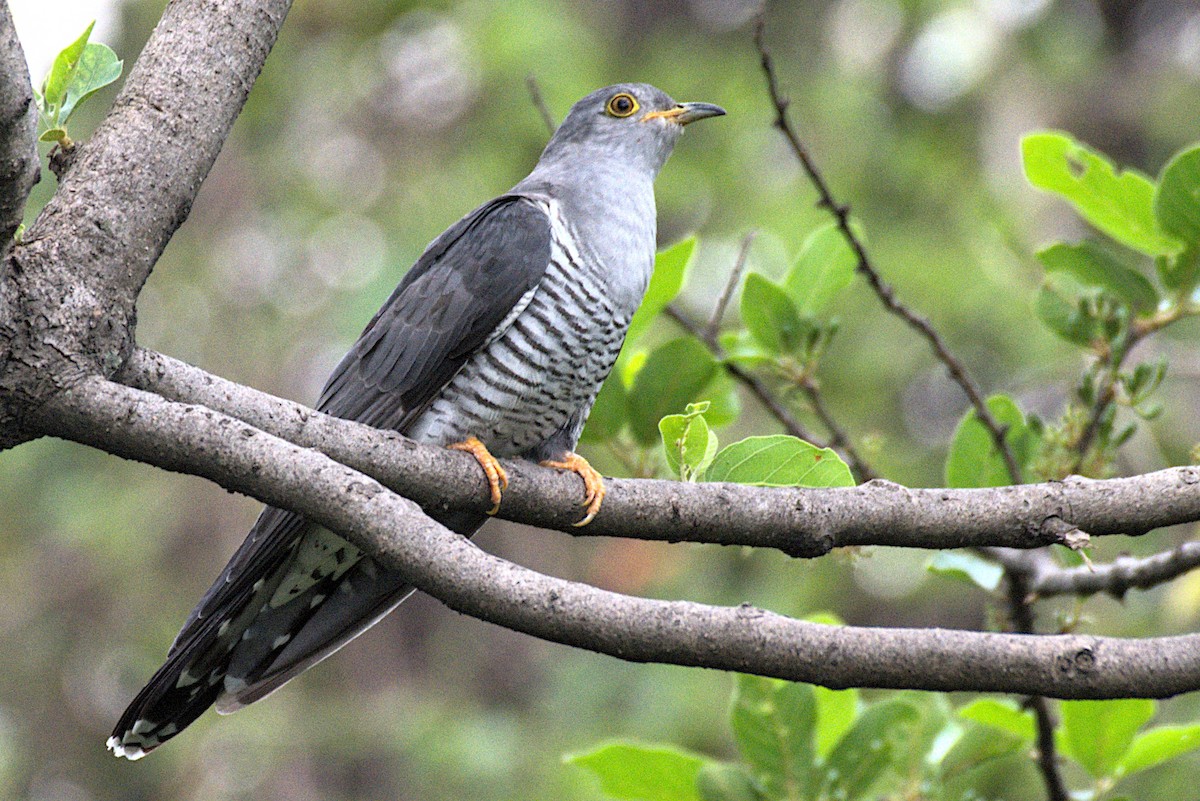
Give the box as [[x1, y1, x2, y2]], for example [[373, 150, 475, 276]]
[[317, 193, 553, 429]]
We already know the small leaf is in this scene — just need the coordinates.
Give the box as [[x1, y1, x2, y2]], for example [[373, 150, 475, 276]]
[[1156, 247, 1200, 295], [783, 223, 857, 314], [625, 238, 697, 348], [1022, 132, 1181, 256], [938, 723, 1026, 783], [42, 21, 95, 109], [820, 699, 920, 801], [567, 741, 706, 801], [814, 686, 859, 759], [38, 128, 69, 144], [59, 42, 123, 123], [627, 338, 720, 445], [731, 676, 817, 801], [740, 273, 811, 355], [659, 412, 717, 481], [1036, 242, 1158, 314], [927, 551, 1005, 591], [1034, 283, 1100, 346], [1058, 698, 1155, 779], [958, 699, 1036, 742], [707, 435, 854, 488], [1155, 146, 1200, 246], [695, 763, 765, 801], [1116, 724, 1200, 778], [945, 395, 1035, 488]]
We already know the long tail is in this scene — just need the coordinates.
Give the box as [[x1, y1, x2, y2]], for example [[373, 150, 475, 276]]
[[109, 507, 484, 759]]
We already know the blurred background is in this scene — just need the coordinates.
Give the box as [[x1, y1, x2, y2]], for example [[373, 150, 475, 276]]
[[5, 0, 1200, 798]]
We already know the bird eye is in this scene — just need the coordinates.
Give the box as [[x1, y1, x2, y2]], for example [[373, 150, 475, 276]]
[[605, 93, 639, 118]]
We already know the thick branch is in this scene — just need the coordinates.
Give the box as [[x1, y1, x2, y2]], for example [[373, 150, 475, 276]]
[[0, 0, 291, 441], [121, 349, 1200, 556], [33, 375, 1200, 699], [0, 1, 38, 246]]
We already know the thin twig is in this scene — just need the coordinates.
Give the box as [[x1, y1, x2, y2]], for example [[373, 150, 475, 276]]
[[525, 73, 557, 136], [1028, 542, 1200, 599], [795, 377, 877, 481], [705, 230, 758, 340], [752, 16, 1020, 486], [1006, 571, 1071, 801]]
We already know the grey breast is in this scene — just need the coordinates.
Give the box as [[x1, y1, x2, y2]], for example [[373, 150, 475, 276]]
[[405, 194, 646, 457]]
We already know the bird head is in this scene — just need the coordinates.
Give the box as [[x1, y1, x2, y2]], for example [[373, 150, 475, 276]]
[[537, 83, 725, 178]]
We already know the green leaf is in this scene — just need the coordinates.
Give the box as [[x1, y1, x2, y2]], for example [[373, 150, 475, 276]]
[[938, 723, 1026, 784], [927, 550, 1005, 591], [625, 238, 697, 348], [813, 686, 859, 760], [580, 372, 628, 444], [730, 676, 817, 801], [1116, 724, 1200, 778], [1155, 146, 1200, 246], [1058, 698, 1155, 779], [659, 409, 718, 481], [820, 699, 920, 801], [944, 395, 1034, 488], [567, 741, 707, 801], [38, 128, 69, 144], [695, 763, 765, 801], [1036, 242, 1158, 314], [1035, 284, 1100, 346], [740, 273, 811, 355], [1022, 132, 1181, 256], [957, 699, 1036, 742], [783, 224, 857, 315], [42, 21, 95, 110], [698, 371, 741, 429], [1156, 247, 1200, 295], [59, 42, 122, 123], [706, 435, 854, 488], [627, 338, 719, 445]]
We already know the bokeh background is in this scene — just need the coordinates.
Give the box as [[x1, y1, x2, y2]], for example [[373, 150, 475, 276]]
[[5, 0, 1200, 798]]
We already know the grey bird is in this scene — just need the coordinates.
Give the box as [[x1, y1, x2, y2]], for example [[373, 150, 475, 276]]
[[108, 83, 724, 759]]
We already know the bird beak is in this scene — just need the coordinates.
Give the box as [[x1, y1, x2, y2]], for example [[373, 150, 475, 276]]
[[641, 102, 726, 126]]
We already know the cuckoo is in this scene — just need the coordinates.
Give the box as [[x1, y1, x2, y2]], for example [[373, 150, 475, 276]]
[[109, 83, 724, 758]]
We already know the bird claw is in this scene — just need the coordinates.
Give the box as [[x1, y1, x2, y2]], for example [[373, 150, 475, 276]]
[[540, 452, 606, 526], [448, 436, 508, 514]]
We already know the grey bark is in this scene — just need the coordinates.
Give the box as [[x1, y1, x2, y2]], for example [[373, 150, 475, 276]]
[[122, 348, 1200, 557], [0, 0, 291, 445], [0, 1, 38, 247], [35, 376, 1200, 700]]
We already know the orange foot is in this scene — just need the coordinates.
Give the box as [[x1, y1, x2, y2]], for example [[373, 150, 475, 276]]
[[541, 452, 606, 527], [448, 436, 508, 515]]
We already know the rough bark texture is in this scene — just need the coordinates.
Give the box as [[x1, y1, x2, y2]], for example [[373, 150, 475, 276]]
[[35, 376, 1200, 700], [0, 0, 291, 445], [0, 1, 37, 247], [122, 348, 1200, 556]]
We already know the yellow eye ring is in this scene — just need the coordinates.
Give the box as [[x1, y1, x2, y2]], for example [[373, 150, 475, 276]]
[[605, 93, 639, 118]]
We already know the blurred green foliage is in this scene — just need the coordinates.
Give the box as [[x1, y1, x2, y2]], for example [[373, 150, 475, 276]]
[[6, 0, 1200, 799]]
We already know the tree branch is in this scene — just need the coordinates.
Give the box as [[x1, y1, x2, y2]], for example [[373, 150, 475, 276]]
[[0, 0, 292, 442], [32, 374, 1200, 699], [118, 348, 1200, 556], [0, 0, 39, 248], [753, 16, 1020, 485], [1027, 542, 1200, 599]]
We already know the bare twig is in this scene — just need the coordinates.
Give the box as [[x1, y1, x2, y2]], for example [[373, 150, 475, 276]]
[[35, 375, 1200, 700], [752, 16, 1020, 486], [1006, 571, 1070, 801], [705, 230, 757, 340], [1028, 542, 1200, 599], [525, 73, 557, 136]]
